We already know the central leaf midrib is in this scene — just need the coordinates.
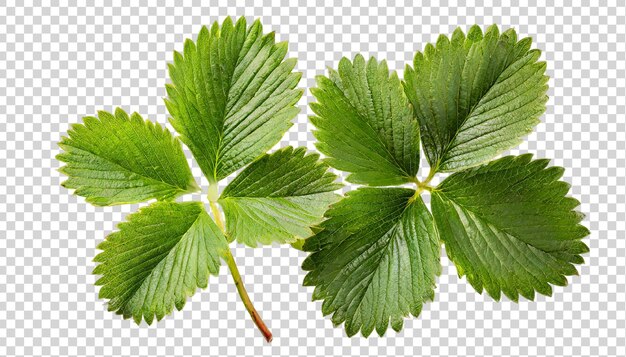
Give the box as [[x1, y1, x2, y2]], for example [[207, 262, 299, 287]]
[[207, 25, 249, 181], [338, 202, 414, 323], [436, 40, 525, 170], [212, 32, 275, 181], [349, 216, 403, 324], [435, 190, 560, 257], [126, 211, 205, 310], [444, 68, 544, 153], [456, 201, 558, 293], [67, 143, 189, 192], [334, 77, 413, 179]]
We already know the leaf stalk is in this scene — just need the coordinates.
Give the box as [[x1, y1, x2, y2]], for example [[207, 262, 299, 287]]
[[207, 182, 220, 202], [410, 167, 436, 201], [222, 248, 273, 343], [209, 200, 225, 231], [209, 200, 273, 343]]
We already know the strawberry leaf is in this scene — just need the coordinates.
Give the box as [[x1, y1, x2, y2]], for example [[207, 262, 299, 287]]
[[404, 25, 548, 173], [303, 25, 587, 338], [431, 154, 589, 301], [310, 55, 420, 186], [302, 188, 440, 337], [219, 146, 341, 247], [93, 201, 228, 324], [57, 108, 198, 206], [57, 18, 336, 341], [165, 17, 303, 183]]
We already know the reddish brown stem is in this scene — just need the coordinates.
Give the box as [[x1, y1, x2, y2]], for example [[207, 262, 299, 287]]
[[223, 243, 273, 342], [209, 200, 273, 342]]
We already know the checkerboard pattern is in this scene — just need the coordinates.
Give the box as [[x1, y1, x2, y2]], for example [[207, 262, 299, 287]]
[[1, 1, 625, 356]]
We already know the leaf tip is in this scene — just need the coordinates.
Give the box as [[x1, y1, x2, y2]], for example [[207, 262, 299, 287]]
[[467, 24, 483, 41]]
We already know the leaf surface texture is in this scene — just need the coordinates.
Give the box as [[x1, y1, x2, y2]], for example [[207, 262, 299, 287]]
[[93, 201, 228, 324], [404, 25, 548, 172], [219, 146, 341, 247], [57, 108, 198, 206], [166, 17, 302, 182], [302, 188, 440, 336], [431, 154, 589, 301], [310, 55, 420, 186]]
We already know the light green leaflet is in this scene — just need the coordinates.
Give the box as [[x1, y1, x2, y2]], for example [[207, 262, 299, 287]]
[[57, 17, 340, 341], [57, 108, 199, 206], [219, 147, 341, 247], [165, 16, 303, 183], [305, 25, 588, 337], [93, 202, 227, 324], [404, 24, 548, 173]]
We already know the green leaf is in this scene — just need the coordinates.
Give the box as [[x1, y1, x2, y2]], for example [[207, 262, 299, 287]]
[[310, 55, 420, 186], [291, 225, 324, 251], [57, 108, 199, 206], [431, 154, 589, 301], [219, 146, 341, 247], [404, 25, 548, 173], [302, 188, 440, 337], [165, 17, 303, 183], [93, 201, 228, 324]]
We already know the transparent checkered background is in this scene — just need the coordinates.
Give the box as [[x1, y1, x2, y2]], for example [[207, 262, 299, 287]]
[[1, 0, 624, 356]]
